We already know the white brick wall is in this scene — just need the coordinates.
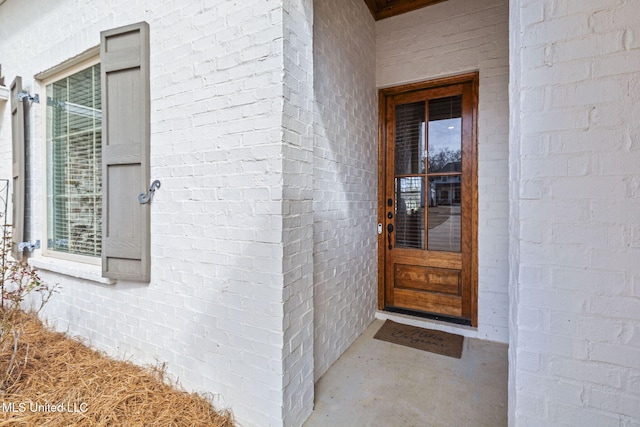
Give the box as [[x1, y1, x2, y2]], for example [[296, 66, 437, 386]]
[[281, 0, 315, 425], [510, 0, 640, 425], [376, 0, 510, 342], [312, 0, 378, 380], [0, 1, 308, 426]]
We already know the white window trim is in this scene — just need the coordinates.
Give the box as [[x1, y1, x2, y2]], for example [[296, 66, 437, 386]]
[[39, 55, 102, 268], [29, 256, 114, 285], [35, 46, 100, 81]]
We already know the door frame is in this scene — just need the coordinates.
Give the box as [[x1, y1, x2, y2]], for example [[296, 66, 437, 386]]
[[377, 72, 479, 326]]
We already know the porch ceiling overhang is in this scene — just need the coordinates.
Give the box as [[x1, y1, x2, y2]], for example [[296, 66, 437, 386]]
[[363, 0, 448, 20]]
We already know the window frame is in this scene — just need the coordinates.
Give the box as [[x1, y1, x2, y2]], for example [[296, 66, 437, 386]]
[[40, 55, 102, 266]]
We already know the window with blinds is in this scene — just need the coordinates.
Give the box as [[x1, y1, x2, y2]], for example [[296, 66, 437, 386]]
[[46, 63, 102, 257], [393, 95, 463, 252]]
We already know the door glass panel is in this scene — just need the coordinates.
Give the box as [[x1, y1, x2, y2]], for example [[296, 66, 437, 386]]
[[427, 177, 461, 252], [395, 177, 425, 249], [428, 95, 462, 173], [395, 101, 426, 175]]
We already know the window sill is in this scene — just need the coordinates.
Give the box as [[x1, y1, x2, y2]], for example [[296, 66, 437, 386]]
[[29, 256, 115, 285]]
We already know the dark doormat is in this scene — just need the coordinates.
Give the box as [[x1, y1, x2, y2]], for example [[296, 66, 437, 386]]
[[374, 320, 464, 359]]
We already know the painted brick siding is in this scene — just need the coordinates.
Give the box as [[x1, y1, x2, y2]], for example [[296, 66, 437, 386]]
[[312, 0, 379, 380], [510, 0, 640, 425], [376, 0, 510, 342], [0, 1, 305, 426], [281, 0, 315, 425]]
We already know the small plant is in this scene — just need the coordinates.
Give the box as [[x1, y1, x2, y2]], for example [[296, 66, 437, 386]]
[[0, 225, 57, 392]]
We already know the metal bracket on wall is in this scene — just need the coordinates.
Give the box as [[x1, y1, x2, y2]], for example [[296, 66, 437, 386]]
[[17, 91, 39, 103], [138, 180, 161, 204], [18, 240, 40, 252]]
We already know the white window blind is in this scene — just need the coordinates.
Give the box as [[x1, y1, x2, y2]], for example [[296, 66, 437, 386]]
[[46, 64, 102, 257]]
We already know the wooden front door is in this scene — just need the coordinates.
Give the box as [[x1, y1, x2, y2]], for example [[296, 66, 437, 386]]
[[378, 73, 478, 325]]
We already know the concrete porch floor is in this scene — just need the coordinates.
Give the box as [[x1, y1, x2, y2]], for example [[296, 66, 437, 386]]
[[304, 319, 508, 427]]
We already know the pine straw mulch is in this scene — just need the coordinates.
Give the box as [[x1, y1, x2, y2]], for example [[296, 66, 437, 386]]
[[0, 311, 234, 426]]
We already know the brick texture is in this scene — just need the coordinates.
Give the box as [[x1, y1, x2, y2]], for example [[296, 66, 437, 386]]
[[0, 1, 307, 426], [510, 0, 640, 425], [312, 0, 378, 380], [281, 0, 315, 425]]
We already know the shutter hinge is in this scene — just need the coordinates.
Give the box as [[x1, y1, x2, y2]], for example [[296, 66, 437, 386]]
[[18, 240, 40, 252], [17, 91, 39, 103]]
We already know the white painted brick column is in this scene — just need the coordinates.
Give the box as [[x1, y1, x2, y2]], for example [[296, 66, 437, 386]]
[[510, 0, 640, 425], [312, 0, 378, 381], [281, 0, 315, 425]]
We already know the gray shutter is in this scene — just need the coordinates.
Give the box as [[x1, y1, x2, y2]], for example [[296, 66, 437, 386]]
[[10, 77, 25, 261], [101, 22, 151, 281]]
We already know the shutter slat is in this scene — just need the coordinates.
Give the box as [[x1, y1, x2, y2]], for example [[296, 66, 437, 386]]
[[103, 237, 141, 259], [103, 144, 142, 164], [101, 22, 150, 281], [10, 77, 25, 261], [103, 57, 142, 73]]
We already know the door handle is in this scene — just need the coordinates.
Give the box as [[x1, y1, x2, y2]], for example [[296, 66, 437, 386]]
[[387, 223, 394, 250]]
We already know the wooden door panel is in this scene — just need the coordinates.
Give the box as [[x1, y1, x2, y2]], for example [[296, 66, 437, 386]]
[[392, 249, 461, 269], [393, 289, 463, 317], [395, 264, 461, 295]]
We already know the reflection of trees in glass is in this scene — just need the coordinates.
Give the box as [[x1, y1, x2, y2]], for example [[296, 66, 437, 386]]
[[428, 148, 462, 173]]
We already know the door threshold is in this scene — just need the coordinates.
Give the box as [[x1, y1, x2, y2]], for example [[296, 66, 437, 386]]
[[384, 306, 472, 326], [375, 309, 478, 340]]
